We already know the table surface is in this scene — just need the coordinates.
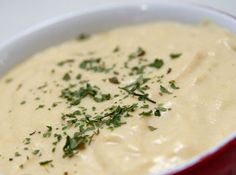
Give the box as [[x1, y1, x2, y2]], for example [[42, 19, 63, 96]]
[[0, 0, 235, 44]]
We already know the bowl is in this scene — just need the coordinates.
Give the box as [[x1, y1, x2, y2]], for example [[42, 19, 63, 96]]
[[0, 1, 236, 175]]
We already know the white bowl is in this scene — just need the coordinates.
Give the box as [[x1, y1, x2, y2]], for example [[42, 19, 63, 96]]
[[0, 1, 236, 175]]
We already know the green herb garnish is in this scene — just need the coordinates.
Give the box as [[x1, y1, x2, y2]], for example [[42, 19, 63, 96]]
[[77, 34, 90, 41], [62, 103, 138, 157], [79, 58, 113, 73], [57, 59, 75, 66], [32, 150, 40, 155], [63, 135, 87, 157], [15, 152, 21, 157], [154, 105, 168, 117], [169, 80, 180, 89], [37, 82, 48, 90], [63, 73, 71, 81], [139, 110, 153, 117], [148, 126, 157, 131], [129, 47, 146, 60], [141, 104, 149, 109], [120, 76, 156, 104], [23, 138, 31, 145], [108, 77, 120, 84], [5, 78, 13, 84], [170, 53, 182, 59], [36, 104, 45, 110], [104, 104, 138, 129], [60, 83, 111, 106], [39, 160, 53, 166], [113, 46, 120, 52], [20, 101, 26, 105], [149, 59, 164, 69], [160, 85, 172, 94], [76, 74, 82, 80], [130, 65, 146, 75], [43, 126, 52, 138]]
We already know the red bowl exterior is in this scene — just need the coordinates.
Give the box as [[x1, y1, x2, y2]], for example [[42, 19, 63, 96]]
[[172, 137, 236, 175]]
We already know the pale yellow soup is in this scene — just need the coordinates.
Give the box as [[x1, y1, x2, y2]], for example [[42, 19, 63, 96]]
[[0, 22, 236, 175]]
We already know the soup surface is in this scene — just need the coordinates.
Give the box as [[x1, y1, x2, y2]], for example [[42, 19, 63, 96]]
[[0, 22, 236, 175]]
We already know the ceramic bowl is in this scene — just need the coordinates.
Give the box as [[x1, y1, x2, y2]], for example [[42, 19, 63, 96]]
[[0, 1, 236, 175]]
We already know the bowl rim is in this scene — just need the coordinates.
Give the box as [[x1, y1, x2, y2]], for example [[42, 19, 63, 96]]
[[0, 1, 236, 175], [1, 0, 236, 49]]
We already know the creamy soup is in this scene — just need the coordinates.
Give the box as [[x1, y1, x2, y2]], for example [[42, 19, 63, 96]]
[[0, 22, 236, 175]]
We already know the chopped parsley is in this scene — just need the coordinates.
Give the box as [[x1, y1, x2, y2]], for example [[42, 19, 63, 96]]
[[35, 104, 45, 110], [77, 33, 90, 41], [62, 73, 71, 81], [129, 47, 146, 60], [170, 53, 182, 59], [23, 138, 31, 145], [104, 104, 138, 129], [63, 135, 87, 157], [57, 59, 75, 67], [120, 76, 156, 104], [60, 83, 111, 106], [62, 103, 138, 157], [14, 152, 21, 157], [139, 110, 153, 117], [20, 101, 26, 105], [39, 160, 53, 166], [154, 105, 168, 117], [76, 74, 82, 80], [141, 104, 149, 109], [108, 77, 120, 84], [129, 65, 146, 75], [79, 58, 113, 73], [148, 126, 157, 131], [149, 59, 164, 69], [32, 150, 40, 155], [5, 78, 13, 84], [43, 126, 53, 138], [167, 68, 172, 74], [37, 82, 48, 90], [160, 85, 172, 94], [113, 46, 120, 52], [169, 80, 180, 89]]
